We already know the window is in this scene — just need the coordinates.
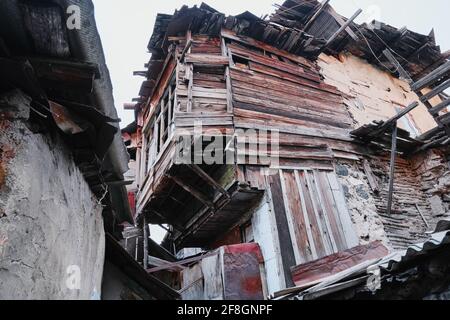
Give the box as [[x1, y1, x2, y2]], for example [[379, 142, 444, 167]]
[[143, 76, 176, 174]]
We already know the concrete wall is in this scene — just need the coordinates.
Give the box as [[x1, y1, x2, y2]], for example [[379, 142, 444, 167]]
[[0, 91, 105, 300]]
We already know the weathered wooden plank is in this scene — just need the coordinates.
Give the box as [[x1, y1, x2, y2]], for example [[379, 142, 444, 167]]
[[229, 44, 321, 83], [411, 60, 450, 91], [419, 79, 450, 103], [268, 173, 297, 287], [279, 170, 304, 264], [363, 160, 380, 193], [221, 29, 316, 69], [248, 61, 341, 96], [294, 170, 318, 260], [168, 174, 214, 208], [185, 54, 229, 65], [314, 170, 347, 252], [429, 98, 450, 116], [325, 172, 359, 248], [297, 170, 327, 259], [386, 123, 398, 215], [306, 171, 336, 254], [281, 170, 315, 264], [230, 68, 343, 105]]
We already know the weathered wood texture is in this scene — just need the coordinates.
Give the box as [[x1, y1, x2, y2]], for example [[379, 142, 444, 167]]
[[270, 169, 359, 272], [290, 241, 389, 288], [227, 40, 360, 163]]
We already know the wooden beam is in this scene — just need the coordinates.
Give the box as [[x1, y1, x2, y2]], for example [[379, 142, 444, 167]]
[[363, 160, 379, 193], [414, 51, 450, 80], [412, 60, 450, 91], [179, 39, 192, 62], [185, 54, 229, 66], [419, 78, 450, 103], [147, 255, 185, 272], [122, 226, 143, 239], [149, 209, 185, 233], [303, 0, 331, 32], [143, 217, 149, 269], [429, 98, 450, 115], [167, 174, 214, 208], [327, 6, 359, 41], [186, 63, 193, 112], [187, 164, 231, 198], [147, 251, 216, 274], [369, 101, 419, 136], [321, 9, 362, 52], [386, 123, 398, 215]]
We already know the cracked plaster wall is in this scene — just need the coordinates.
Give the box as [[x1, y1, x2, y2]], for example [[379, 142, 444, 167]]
[[0, 90, 104, 299]]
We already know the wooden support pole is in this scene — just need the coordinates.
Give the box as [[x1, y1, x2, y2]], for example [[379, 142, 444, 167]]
[[419, 78, 450, 103], [411, 60, 450, 92], [429, 98, 450, 116], [143, 217, 149, 269], [320, 9, 362, 51], [386, 123, 398, 215], [187, 164, 231, 198]]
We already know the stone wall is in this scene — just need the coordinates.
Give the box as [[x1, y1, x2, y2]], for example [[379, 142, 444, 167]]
[[334, 161, 391, 249], [0, 90, 105, 300], [335, 151, 450, 251]]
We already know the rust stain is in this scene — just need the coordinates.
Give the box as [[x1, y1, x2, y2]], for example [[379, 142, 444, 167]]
[[241, 276, 263, 294]]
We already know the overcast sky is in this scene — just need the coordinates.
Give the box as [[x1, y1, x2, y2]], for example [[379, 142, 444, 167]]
[[93, 0, 450, 243]]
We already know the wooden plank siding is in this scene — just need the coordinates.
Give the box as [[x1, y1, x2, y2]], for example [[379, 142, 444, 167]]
[[226, 37, 361, 164], [270, 169, 358, 267]]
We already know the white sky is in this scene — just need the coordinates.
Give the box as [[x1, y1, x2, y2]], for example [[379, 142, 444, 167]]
[[93, 0, 450, 243]]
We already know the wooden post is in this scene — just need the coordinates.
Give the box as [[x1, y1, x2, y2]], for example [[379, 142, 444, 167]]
[[168, 174, 214, 208], [143, 217, 149, 269], [187, 164, 230, 198], [387, 123, 398, 215], [321, 9, 362, 51]]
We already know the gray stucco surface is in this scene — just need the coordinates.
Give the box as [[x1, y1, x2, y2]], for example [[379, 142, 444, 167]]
[[0, 92, 105, 299]]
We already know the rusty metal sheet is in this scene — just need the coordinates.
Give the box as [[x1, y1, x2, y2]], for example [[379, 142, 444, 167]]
[[49, 101, 85, 135], [222, 243, 264, 300], [290, 241, 389, 288]]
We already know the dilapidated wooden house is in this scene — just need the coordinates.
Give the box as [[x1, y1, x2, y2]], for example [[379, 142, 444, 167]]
[[124, 1, 450, 300]]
